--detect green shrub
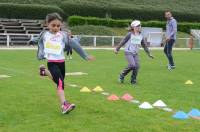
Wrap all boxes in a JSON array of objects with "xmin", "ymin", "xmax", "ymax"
[
  {"xmin": 59, "ymin": 2, "xmax": 107, "ymax": 18},
  {"xmin": 68, "ymin": 16, "xmax": 130, "ymax": 27},
  {"xmin": 0, "ymin": 3, "xmax": 64, "ymax": 19},
  {"xmin": 68, "ymin": 16, "xmax": 200, "ymax": 33},
  {"xmin": 60, "ymin": 1, "xmax": 200, "ymax": 22},
  {"xmin": 1, "ymin": 0, "xmax": 200, "ymax": 22},
  {"xmin": 70, "ymin": 25, "xmax": 114, "ymax": 35}
]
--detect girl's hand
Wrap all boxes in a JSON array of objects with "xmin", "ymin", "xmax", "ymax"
[
  {"xmin": 148, "ymin": 54, "xmax": 154, "ymax": 59},
  {"xmin": 87, "ymin": 56, "xmax": 95, "ymax": 61},
  {"xmin": 114, "ymin": 49, "xmax": 119, "ymax": 54},
  {"xmin": 165, "ymin": 37, "xmax": 170, "ymax": 42}
]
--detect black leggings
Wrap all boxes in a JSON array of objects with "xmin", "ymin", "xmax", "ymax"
[
  {"xmin": 67, "ymin": 49, "xmax": 72, "ymax": 56},
  {"xmin": 66, "ymin": 46, "xmax": 73, "ymax": 56},
  {"xmin": 47, "ymin": 62, "xmax": 65, "ymax": 90}
]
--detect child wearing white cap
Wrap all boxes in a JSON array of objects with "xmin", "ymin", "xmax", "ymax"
[{"xmin": 115, "ymin": 20, "xmax": 154, "ymax": 85}]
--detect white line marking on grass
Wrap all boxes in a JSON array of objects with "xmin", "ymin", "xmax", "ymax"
[
  {"xmin": 162, "ymin": 107, "xmax": 174, "ymax": 112},
  {"xmin": 130, "ymin": 100, "xmax": 140, "ymax": 104},
  {"xmin": 68, "ymin": 84, "xmax": 78, "ymax": 87},
  {"xmin": 65, "ymin": 83, "xmax": 81, "ymax": 88},
  {"xmin": 0, "ymin": 66, "xmax": 37, "ymax": 77},
  {"xmin": 0, "ymin": 75, "xmax": 11, "ymax": 78},
  {"xmin": 101, "ymin": 92, "xmax": 110, "ymax": 96},
  {"xmin": 65, "ymin": 72, "xmax": 88, "ymax": 76},
  {"xmin": 0, "ymin": 47, "xmax": 37, "ymax": 50},
  {"xmin": 0, "ymin": 66, "xmax": 26, "ymax": 75},
  {"xmin": 0, "ymin": 46, "xmax": 194, "ymax": 50}
]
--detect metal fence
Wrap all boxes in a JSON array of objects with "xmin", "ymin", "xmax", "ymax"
[{"xmin": 0, "ymin": 33, "xmax": 200, "ymax": 48}]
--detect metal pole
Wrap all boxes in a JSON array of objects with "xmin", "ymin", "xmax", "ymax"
[
  {"xmin": 93, "ymin": 36, "xmax": 96, "ymax": 47},
  {"xmin": 6, "ymin": 35, "xmax": 10, "ymax": 47},
  {"xmin": 112, "ymin": 36, "xmax": 115, "ymax": 47}
]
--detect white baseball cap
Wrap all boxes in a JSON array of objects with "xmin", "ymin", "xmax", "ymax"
[{"xmin": 131, "ymin": 20, "xmax": 141, "ymax": 27}]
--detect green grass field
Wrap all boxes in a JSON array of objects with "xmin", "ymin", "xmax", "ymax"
[{"xmin": 0, "ymin": 49, "xmax": 200, "ymax": 132}]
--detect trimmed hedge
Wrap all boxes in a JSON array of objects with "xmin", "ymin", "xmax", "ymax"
[
  {"xmin": 59, "ymin": 2, "xmax": 107, "ymax": 18},
  {"xmin": 0, "ymin": 3, "xmax": 64, "ymax": 19},
  {"xmin": 60, "ymin": 1, "xmax": 200, "ymax": 22},
  {"xmin": 68, "ymin": 16, "xmax": 130, "ymax": 27},
  {"xmin": 108, "ymin": 6, "xmax": 200, "ymax": 22},
  {"xmin": 1, "ymin": 1, "xmax": 200, "ymax": 23},
  {"xmin": 70, "ymin": 25, "xmax": 115, "ymax": 36},
  {"xmin": 0, "ymin": 1, "xmax": 200, "ymax": 22},
  {"xmin": 68, "ymin": 16, "xmax": 200, "ymax": 33}
]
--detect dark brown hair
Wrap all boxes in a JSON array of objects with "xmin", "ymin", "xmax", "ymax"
[
  {"xmin": 165, "ymin": 10, "xmax": 172, "ymax": 14},
  {"xmin": 45, "ymin": 12, "xmax": 63, "ymax": 24}
]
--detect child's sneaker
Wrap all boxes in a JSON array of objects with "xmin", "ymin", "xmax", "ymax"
[
  {"xmin": 167, "ymin": 64, "xmax": 175, "ymax": 70},
  {"xmin": 167, "ymin": 64, "xmax": 172, "ymax": 70},
  {"xmin": 61, "ymin": 102, "xmax": 76, "ymax": 114},
  {"xmin": 131, "ymin": 80, "xmax": 137, "ymax": 85},
  {"xmin": 39, "ymin": 65, "xmax": 47, "ymax": 76},
  {"xmin": 69, "ymin": 56, "xmax": 72, "ymax": 60},
  {"xmin": 171, "ymin": 65, "xmax": 176, "ymax": 69},
  {"xmin": 118, "ymin": 74, "xmax": 124, "ymax": 83}
]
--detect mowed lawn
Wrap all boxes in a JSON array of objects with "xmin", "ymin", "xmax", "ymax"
[{"xmin": 0, "ymin": 49, "xmax": 200, "ymax": 132}]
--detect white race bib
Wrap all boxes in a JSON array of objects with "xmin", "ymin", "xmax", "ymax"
[
  {"xmin": 130, "ymin": 35, "xmax": 142, "ymax": 45},
  {"xmin": 44, "ymin": 39, "xmax": 62, "ymax": 55}
]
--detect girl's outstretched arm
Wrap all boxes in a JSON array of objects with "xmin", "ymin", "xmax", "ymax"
[
  {"xmin": 68, "ymin": 38, "xmax": 95, "ymax": 61},
  {"xmin": 115, "ymin": 32, "xmax": 131, "ymax": 54},
  {"xmin": 141, "ymin": 39, "xmax": 154, "ymax": 59},
  {"xmin": 29, "ymin": 31, "xmax": 46, "ymax": 44},
  {"xmin": 29, "ymin": 31, "xmax": 46, "ymax": 60}
]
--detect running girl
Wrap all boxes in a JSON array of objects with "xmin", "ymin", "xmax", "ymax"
[
  {"xmin": 31, "ymin": 13, "xmax": 94, "ymax": 114},
  {"xmin": 115, "ymin": 20, "xmax": 154, "ymax": 85}
]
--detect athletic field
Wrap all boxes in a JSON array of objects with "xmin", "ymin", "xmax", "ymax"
[{"xmin": 0, "ymin": 49, "xmax": 200, "ymax": 132}]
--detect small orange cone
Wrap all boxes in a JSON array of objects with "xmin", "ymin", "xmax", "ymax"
[
  {"xmin": 121, "ymin": 93, "xmax": 134, "ymax": 101},
  {"xmin": 107, "ymin": 94, "xmax": 119, "ymax": 101}
]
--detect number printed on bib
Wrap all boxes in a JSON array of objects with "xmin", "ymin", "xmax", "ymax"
[
  {"xmin": 44, "ymin": 36, "xmax": 62, "ymax": 55},
  {"xmin": 130, "ymin": 35, "xmax": 143, "ymax": 45}
]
